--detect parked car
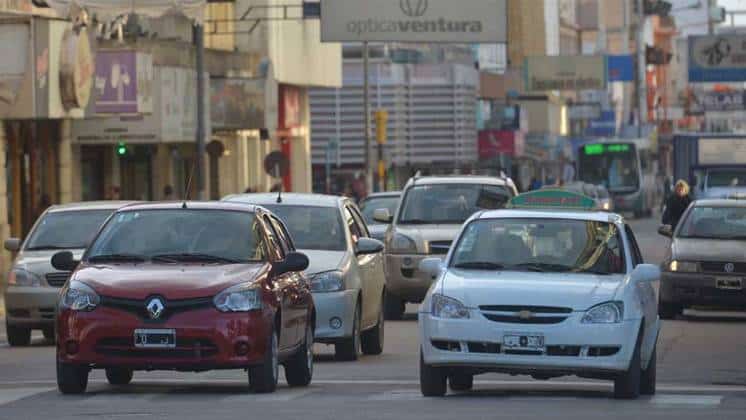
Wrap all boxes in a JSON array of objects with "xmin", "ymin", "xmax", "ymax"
[
  {"xmin": 359, "ymin": 192, "xmax": 401, "ymax": 242},
  {"xmin": 53, "ymin": 202, "xmax": 314, "ymax": 394},
  {"xmin": 3, "ymin": 201, "xmax": 137, "ymax": 346},
  {"xmin": 224, "ymin": 193, "xmax": 386, "ymax": 361}
]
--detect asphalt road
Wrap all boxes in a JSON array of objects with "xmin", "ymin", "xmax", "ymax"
[{"xmin": 1, "ymin": 216, "xmax": 746, "ymax": 420}]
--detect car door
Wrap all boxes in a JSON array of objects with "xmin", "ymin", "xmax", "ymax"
[
  {"xmin": 346, "ymin": 203, "xmax": 384, "ymax": 330},
  {"xmin": 625, "ymin": 225, "xmax": 657, "ymax": 354},
  {"xmin": 261, "ymin": 214, "xmax": 297, "ymax": 350}
]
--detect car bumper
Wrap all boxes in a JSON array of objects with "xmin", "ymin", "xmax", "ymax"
[
  {"xmin": 4, "ymin": 286, "xmax": 60, "ymax": 328},
  {"xmin": 57, "ymin": 306, "xmax": 273, "ymax": 370},
  {"xmin": 385, "ymin": 254, "xmax": 441, "ymax": 303},
  {"xmin": 313, "ymin": 289, "xmax": 357, "ymax": 343},
  {"xmin": 662, "ymin": 272, "xmax": 746, "ymax": 307},
  {"xmin": 419, "ymin": 312, "xmax": 639, "ymax": 376}
]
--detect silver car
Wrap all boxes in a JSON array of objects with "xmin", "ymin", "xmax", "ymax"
[
  {"xmin": 359, "ymin": 192, "xmax": 401, "ymax": 242},
  {"xmin": 3, "ymin": 201, "xmax": 136, "ymax": 346},
  {"xmin": 373, "ymin": 175, "xmax": 518, "ymax": 319},
  {"xmin": 223, "ymin": 193, "xmax": 386, "ymax": 361}
]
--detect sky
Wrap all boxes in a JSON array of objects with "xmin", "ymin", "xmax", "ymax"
[{"xmin": 718, "ymin": 0, "xmax": 746, "ymax": 27}]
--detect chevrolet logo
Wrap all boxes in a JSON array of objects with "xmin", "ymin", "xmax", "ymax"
[{"xmin": 517, "ymin": 310, "xmax": 533, "ymax": 320}]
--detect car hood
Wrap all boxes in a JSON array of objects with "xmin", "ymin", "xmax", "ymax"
[
  {"xmin": 74, "ymin": 263, "xmax": 269, "ymax": 300},
  {"xmin": 672, "ymin": 238, "xmax": 746, "ymax": 262},
  {"xmin": 301, "ymin": 250, "xmax": 348, "ymax": 276},
  {"xmin": 440, "ymin": 270, "xmax": 624, "ymax": 311},
  {"xmin": 14, "ymin": 249, "xmax": 85, "ymax": 273},
  {"xmin": 395, "ymin": 225, "xmax": 463, "ymax": 253}
]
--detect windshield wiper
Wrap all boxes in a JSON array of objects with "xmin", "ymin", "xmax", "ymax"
[
  {"xmin": 88, "ymin": 254, "xmax": 148, "ymax": 263},
  {"xmin": 453, "ymin": 261, "xmax": 505, "ymax": 270},
  {"xmin": 509, "ymin": 263, "xmax": 574, "ymax": 273},
  {"xmin": 398, "ymin": 219, "xmax": 431, "ymax": 225},
  {"xmin": 152, "ymin": 253, "xmax": 242, "ymax": 264},
  {"xmin": 25, "ymin": 245, "xmax": 71, "ymax": 251}
]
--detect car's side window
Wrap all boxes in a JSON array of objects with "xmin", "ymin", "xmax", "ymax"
[
  {"xmin": 348, "ymin": 204, "xmax": 370, "ymax": 237},
  {"xmin": 343, "ymin": 206, "xmax": 363, "ymax": 244},
  {"xmin": 261, "ymin": 215, "xmax": 285, "ymax": 261},
  {"xmin": 625, "ymin": 225, "xmax": 644, "ymax": 266},
  {"xmin": 271, "ymin": 216, "xmax": 295, "ymax": 253}
]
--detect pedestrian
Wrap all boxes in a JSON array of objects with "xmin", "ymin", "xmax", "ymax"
[
  {"xmin": 662, "ymin": 180, "xmax": 692, "ymax": 229},
  {"xmin": 562, "ymin": 159, "xmax": 576, "ymax": 184},
  {"xmin": 163, "ymin": 185, "xmax": 174, "ymax": 201}
]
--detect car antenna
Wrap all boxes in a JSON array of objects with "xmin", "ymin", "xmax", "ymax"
[
  {"xmin": 182, "ymin": 158, "xmax": 198, "ymax": 209},
  {"xmin": 276, "ymin": 184, "xmax": 283, "ymax": 204}
]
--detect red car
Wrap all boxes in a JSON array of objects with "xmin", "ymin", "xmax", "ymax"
[{"xmin": 52, "ymin": 202, "xmax": 314, "ymax": 394}]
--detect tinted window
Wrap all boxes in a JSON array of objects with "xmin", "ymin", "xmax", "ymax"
[
  {"xmin": 677, "ymin": 206, "xmax": 746, "ymax": 239},
  {"xmin": 26, "ymin": 210, "xmax": 113, "ymax": 251},
  {"xmin": 262, "ymin": 205, "xmax": 346, "ymax": 251},
  {"xmin": 707, "ymin": 169, "xmax": 746, "ymax": 188},
  {"xmin": 360, "ymin": 196, "xmax": 400, "ymax": 225},
  {"xmin": 398, "ymin": 184, "xmax": 511, "ymax": 225}
]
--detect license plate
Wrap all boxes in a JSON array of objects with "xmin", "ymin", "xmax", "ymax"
[
  {"xmin": 503, "ymin": 334, "xmax": 545, "ymax": 351},
  {"xmin": 716, "ymin": 277, "xmax": 743, "ymax": 290},
  {"xmin": 134, "ymin": 329, "xmax": 176, "ymax": 348}
]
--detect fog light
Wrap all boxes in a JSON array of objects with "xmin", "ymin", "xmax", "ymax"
[
  {"xmin": 65, "ymin": 340, "xmax": 79, "ymax": 355},
  {"xmin": 403, "ymin": 257, "xmax": 413, "ymax": 267},
  {"xmin": 234, "ymin": 342, "xmax": 250, "ymax": 356},
  {"xmin": 329, "ymin": 317, "xmax": 343, "ymax": 330}
]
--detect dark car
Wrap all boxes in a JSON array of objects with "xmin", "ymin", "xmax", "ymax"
[
  {"xmin": 53, "ymin": 202, "xmax": 314, "ymax": 394},
  {"xmin": 658, "ymin": 199, "xmax": 746, "ymax": 318}
]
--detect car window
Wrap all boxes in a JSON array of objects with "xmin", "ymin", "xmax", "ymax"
[
  {"xmin": 270, "ymin": 215, "xmax": 295, "ymax": 253},
  {"xmin": 677, "ymin": 206, "xmax": 746, "ymax": 239},
  {"xmin": 344, "ymin": 206, "xmax": 363, "ymax": 244},
  {"xmin": 262, "ymin": 215, "xmax": 286, "ymax": 260},
  {"xmin": 398, "ymin": 184, "xmax": 511, "ymax": 225},
  {"xmin": 262, "ymin": 205, "xmax": 346, "ymax": 251},
  {"xmin": 25, "ymin": 210, "xmax": 114, "ymax": 251},
  {"xmin": 348, "ymin": 204, "xmax": 370, "ymax": 237},
  {"xmin": 360, "ymin": 196, "xmax": 399, "ymax": 225},
  {"xmin": 625, "ymin": 225, "xmax": 644, "ymax": 267}
]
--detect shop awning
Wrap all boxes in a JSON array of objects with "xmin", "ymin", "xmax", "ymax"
[{"xmin": 43, "ymin": 0, "xmax": 207, "ymax": 22}]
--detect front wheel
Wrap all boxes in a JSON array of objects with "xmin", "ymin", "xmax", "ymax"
[
  {"xmin": 449, "ymin": 373, "xmax": 473, "ymax": 391},
  {"xmin": 659, "ymin": 301, "xmax": 683, "ymax": 320},
  {"xmin": 285, "ymin": 323, "xmax": 314, "ymax": 387},
  {"xmin": 6, "ymin": 323, "xmax": 31, "ymax": 347},
  {"xmin": 335, "ymin": 304, "xmax": 361, "ymax": 361},
  {"xmin": 57, "ymin": 360, "xmax": 89, "ymax": 394},
  {"xmin": 614, "ymin": 330, "xmax": 642, "ymax": 399},
  {"xmin": 361, "ymin": 294, "xmax": 385, "ymax": 355},
  {"xmin": 249, "ymin": 328, "xmax": 279, "ymax": 393},
  {"xmin": 640, "ymin": 344, "xmax": 657, "ymax": 395},
  {"xmin": 383, "ymin": 291, "xmax": 405, "ymax": 320},
  {"xmin": 419, "ymin": 351, "xmax": 447, "ymax": 397},
  {"xmin": 105, "ymin": 368, "xmax": 133, "ymax": 386},
  {"xmin": 43, "ymin": 327, "xmax": 55, "ymax": 343}
]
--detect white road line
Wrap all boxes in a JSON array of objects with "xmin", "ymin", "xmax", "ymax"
[
  {"xmin": 651, "ymin": 394, "xmax": 723, "ymax": 406},
  {"xmin": 0, "ymin": 388, "xmax": 54, "ymax": 407},
  {"xmin": 368, "ymin": 389, "xmax": 422, "ymax": 401}
]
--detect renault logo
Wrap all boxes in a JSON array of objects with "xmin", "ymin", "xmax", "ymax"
[
  {"xmin": 400, "ymin": 0, "xmax": 428, "ymax": 17},
  {"xmin": 146, "ymin": 298, "xmax": 165, "ymax": 320},
  {"xmin": 517, "ymin": 310, "xmax": 533, "ymax": 320},
  {"xmin": 725, "ymin": 263, "xmax": 735, "ymax": 273}
]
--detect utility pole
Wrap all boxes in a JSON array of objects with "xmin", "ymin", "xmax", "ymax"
[
  {"xmin": 636, "ymin": 0, "xmax": 647, "ymax": 138},
  {"xmin": 363, "ymin": 41, "xmax": 373, "ymax": 195},
  {"xmin": 195, "ymin": 23, "xmax": 207, "ymax": 200}
]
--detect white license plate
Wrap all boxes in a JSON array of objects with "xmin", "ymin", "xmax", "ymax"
[
  {"xmin": 503, "ymin": 334, "xmax": 545, "ymax": 351},
  {"xmin": 134, "ymin": 329, "xmax": 176, "ymax": 348},
  {"xmin": 716, "ymin": 277, "xmax": 743, "ymax": 290}
]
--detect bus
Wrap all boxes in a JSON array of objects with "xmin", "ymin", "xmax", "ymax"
[{"xmin": 576, "ymin": 140, "xmax": 657, "ymax": 218}]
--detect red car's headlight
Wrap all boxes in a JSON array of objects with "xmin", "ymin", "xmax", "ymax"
[
  {"xmin": 213, "ymin": 283, "xmax": 262, "ymax": 312},
  {"xmin": 60, "ymin": 281, "xmax": 100, "ymax": 312}
]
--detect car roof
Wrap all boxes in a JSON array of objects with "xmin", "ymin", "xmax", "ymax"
[
  {"xmin": 407, "ymin": 175, "xmax": 510, "ymax": 187},
  {"xmin": 223, "ymin": 193, "xmax": 345, "ymax": 208},
  {"xmin": 116, "ymin": 201, "xmax": 260, "ymax": 213},
  {"xmin": 694, "ymin": 199, "xmax": 746, "ymax": 207},
  {"xmin": 46, "ymin": 201, "xmax": 140, "ymax": 213},
  {"xmin": 477, "ymin": 209, "xmax": 624, "ymax": 224}
]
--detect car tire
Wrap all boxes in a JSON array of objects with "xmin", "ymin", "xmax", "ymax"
[
  {"xmin": 43, "ymin": 327, "xmax": 55, "ymax": 343},
  {"xmin": 6, "ymin": 323, "xmax": 31, "ymax": 347},
  {"xmin": 105, "ymin": 368, "xmax": 133, "ymax": 386},
  {"xmin": 285, "ymin": 323, "xmax": 314, "ymax": 387},
  {"xmin": 659, "ymin": 301, "xmax": 683, "ymax": 320},
  {"xmin": 419, "ymin": 351, "xmax": 446, "ymax": 397},
  {"xmin": 361, "ymin": 294, "xmax": 385, "ymax": 355},
  {"xmin": 449, "ymin": 373, "xmax": 473, "ymax": 392},
  {"xmin": 614, "ymin": 329, "xmax": 643, "ymax": 400},
  {"xmin": 640, "ymin": 344, "xmax": 657, "ymax": 395},
  {"xmin": 383, "ymin": 291, "xmax": 405, "ymax": 320},
  {"xmin": 335, "ymin": 304, "xmax": 361, "ymax": 361},
  {"xmin": 249, "ymin": 327, "xmax": 279, "ymax": 393},
  {"xmin": 57, "ymin": 360, "xmax": 89, "ymax": 395}
]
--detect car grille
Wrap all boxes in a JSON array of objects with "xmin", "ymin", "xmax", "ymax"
[
  {"xmin": 479, "ymin": 305, "xmax": 573, "ymax": 325},
  {"xmin": 95, "ymin": 337, "xmax": 219, "ymax": 359},
  {"xmin": 700, "ymin": 262, "xmax": 746, "ymax": 274},
  {"xmin": 428, "ymin": 241, "xmax": 452, "ymax": 255},
  {"xmin": 45, "ymin": 272, "xmax": 71, "ymax": 287},
  {"xmin": 99, "ymin": 296, "xmax": 213, "ymax": 322},
  {"xmin": 431, "ymin": 340, "xmax": 619, "ymax": 357}
]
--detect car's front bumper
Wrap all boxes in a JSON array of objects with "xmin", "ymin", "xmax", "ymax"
[
  {"xmin": 313, "ymin": 289, "xmax": 357, "ymax": 343},
  {"xmin": 385, "ymin": 254, "xmax": 441, "ymax": 303},
  {"xmin": 4, "ymin": 286, "xmax": 60, "ymax": 328},
  {"xmin": 57, "ymin": 306, "xmax": 273, "ymax": 370},
  {"xmin": 419, "ymin": 312, "xmax": 639, "ymax": 376},
  {"xmin": 662, "ymin": 272, "xmax": 746, "ymax": 307}
]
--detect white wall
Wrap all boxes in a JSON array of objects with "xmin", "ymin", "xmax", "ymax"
[{"xmin": 545, "ymin": 0, "xmax": 561, "ymax": 56}]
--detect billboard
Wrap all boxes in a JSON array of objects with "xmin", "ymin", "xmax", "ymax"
[
  {"xmin": 94, "ymin": 51, "xmax": 153, "ymax": 114},
  {"xmin": 688, "ymin": 90, "xmax": 746, "ymax": 115},
  {"xmin": 320, "ymin": 0, "xmax": 507, "ymax": 43},
  {"xmin": 524, "ymin": 56, "xmax": 606, "ymax": 91},
  {"xmin": 689, "ymin": 35, "xmax": 746, "ymax": 82}
]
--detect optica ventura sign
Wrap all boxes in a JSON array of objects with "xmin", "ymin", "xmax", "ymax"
[{"xmin": 320, "ymin": 0, "xmax": 507, "ymax": 43}]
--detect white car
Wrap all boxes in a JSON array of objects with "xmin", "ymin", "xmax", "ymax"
[{"xmin": 418, "ymin": 191, "xmax": 661, "ymax": 399}]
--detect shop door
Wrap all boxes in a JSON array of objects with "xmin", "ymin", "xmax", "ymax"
[
  {"xmin": 120, "ymin": 146, "xmax": 153, "ymax": 201},
  {"xmin": 81, "ymin": 146, "xmax": 109, "ymax": 201}
]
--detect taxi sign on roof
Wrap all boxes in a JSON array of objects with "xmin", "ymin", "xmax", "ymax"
[{"xmin": 509, "ymin": 190, "xmax": 597, "ymax": 211}]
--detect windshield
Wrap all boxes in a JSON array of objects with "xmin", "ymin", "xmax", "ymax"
[
  {"xmin": 87, "ymin": 209, "xmax": 266, "ymax": 263},
  {"xmin": 262, "ymin": 205, "xmax": 346, "ymax": 251},
  {"xmin": 578, "ymin": 144, "xmax": 640, "ymax": 191},
  {"xmin": 360, "ymin": 196, "xmax": 400, "ymax": 225},
  {"xmin": 677, "ymin": 206, "xmax": 746, "ymax": 239},
  {"xmin": 398, "ymin": 184, "xmax": 511, "ymax": 225},
  {"xmin": 450, "ymin": 218, "xmax": 625, "ymax": 274},
  {"xmin": 25, "ymin": 210, "xmax": 113, "ymax": 251},
  {"xmin": 707, "ymin": 169, "xmax": 746, "ymax": 188}
]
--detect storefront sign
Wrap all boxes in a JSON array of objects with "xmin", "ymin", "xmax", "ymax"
[
  {"xmin": 478, "ymin": 130, "xmax": 516, "ymax": 159},
  {"xmin": 320, "ymin": 0, "xmax": 507, "ymax": 43},
  {"xmin": 688, "ymin": 90, "xmax": 746, "ymax": 114},
  {"xmin": 94, "ymin": 50, "xmax": 153, "ymax": 114},
  {"xmin": 525, "ymin": 56, "xmax": 606, "ymax": 91},
  {"xmin": 59, "ymin": 27, "xmax": 94, "ymax": 110},
  {"xmin": 568, "ymin": 103, "xmax": 601, "ymax": 120},
  {"xmin": 210, "ymin": 77, "xmax": 266, "ymax": 130},
  {"xmin": 689, "ymin": 35, "xmax": 746, "ymax": 82},
  {"xmin": 585, "ymin": 110, "xmax": 616, "ymax": 137},
  {"xmin": 698, "ymin": 138, "xmax": 746, "ymax": 166}
]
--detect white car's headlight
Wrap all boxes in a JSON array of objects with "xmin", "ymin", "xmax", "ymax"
[
  {"xmin": 310, "ymin": 271, "xmax": 344, "ymax": 293},
  {"xmin": 431, "ymin": 294, "xmax": 470, "ymax": 319},
  {"xmin": 389, "ymin": 233, "xmax": 417, "ymax": 254},
  {"xmin": 581, "ymin": 302, "xmax": 624, "ymax": 324},
  {"xmin": 668, "ymin": 260, "xmax": 698, "ymax": 273},
  {"xmin": 60, "ymin": 281, "xmax": 100, "ymax": 312},
  {"xmin": 213, "ymin": 283, "xmax": 262, "ymax": 312},
  {"xmin": 7, "ymin": 268, "xmax": 42, "ymax": 287}
]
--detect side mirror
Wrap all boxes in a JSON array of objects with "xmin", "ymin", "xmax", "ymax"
[
  {"xmin": 51, "ymin": 251, "xmax": 79, "ymax": 272},
  {"xmin": 631, "ymin": 264, "xmax": 661, "ymax": 283},
  {"xmin": 657, "ymin": 225, "xmax": 673, "ymax": 238},
  {"xmin": 356, "ymin": 237, "xmax": 384, "ymax": 255},
  {"xmin": 4, "ymin": 238, "xmax": 21, "ymax": 252},
  {"xmin": 419, "ymin": 257, "xmax": 444, "ymax": 280},
  {"xmin": 274, "ymin": 251, "xmax": 310, "ymax": 276},
  {"xmin": 373, "ymin": 208, "xmax": 393, "ymax": 224}
]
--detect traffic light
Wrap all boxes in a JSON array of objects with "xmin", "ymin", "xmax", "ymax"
[
  {"xmin": 116, "ymin": 142, "xmax": 129, "ymax": 157},
  {"xmin": 646, "ymin": 46, "xmax": 673, "ymax": 65},
  {"xmin": 375, "ymin": 109, "xmax": 388, "ymax": 145}
]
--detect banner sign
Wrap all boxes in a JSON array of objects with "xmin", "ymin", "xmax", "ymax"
[
  {"xmin": 94, "ymin": 51, "xmax": 153, "ymax": 114},
  {"xmin": 689, "ymin": 35, "xmax": 746, "ymax": 82},
  {"xmin": 210, "ymin": 77, "xmax": 265, "ymax": 130},
  {"xmin": 607, "ymin": 55, "xmax": 634, "ymax": 82},
  {"xmin": 699, "ymin": 138, "xmax": 746, "ymax": 165},
  {"xmin": 568, "ymin": 103, "xmax": 601, "ymax": 120},
  {"xmin": 524, "ymin": 56, "xmax": 607, "ymax": 91},
  {"xmin": 688, "ymin": 90, "xmax": 746, "ymax": 114},
  {"xmin": 320, "ymin": 0, "xmax": 507, "ymax": 43}
]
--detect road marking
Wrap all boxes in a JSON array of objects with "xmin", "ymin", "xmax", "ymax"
[
  {"xmin": 0, "ymin": 387, "xmax": 53, "ymax": 407},
  {"xmin": 651, "ymin": 394, "xmax": 723, "ymax": 406},
  {"xmin": 368, "ymin": 389, "xmax": 422, "ymax": 401}
]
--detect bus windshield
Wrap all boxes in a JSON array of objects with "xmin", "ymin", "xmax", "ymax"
[{"xmin": 578, "ymin": 143, "xmax": 640, "ymax": 192}]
